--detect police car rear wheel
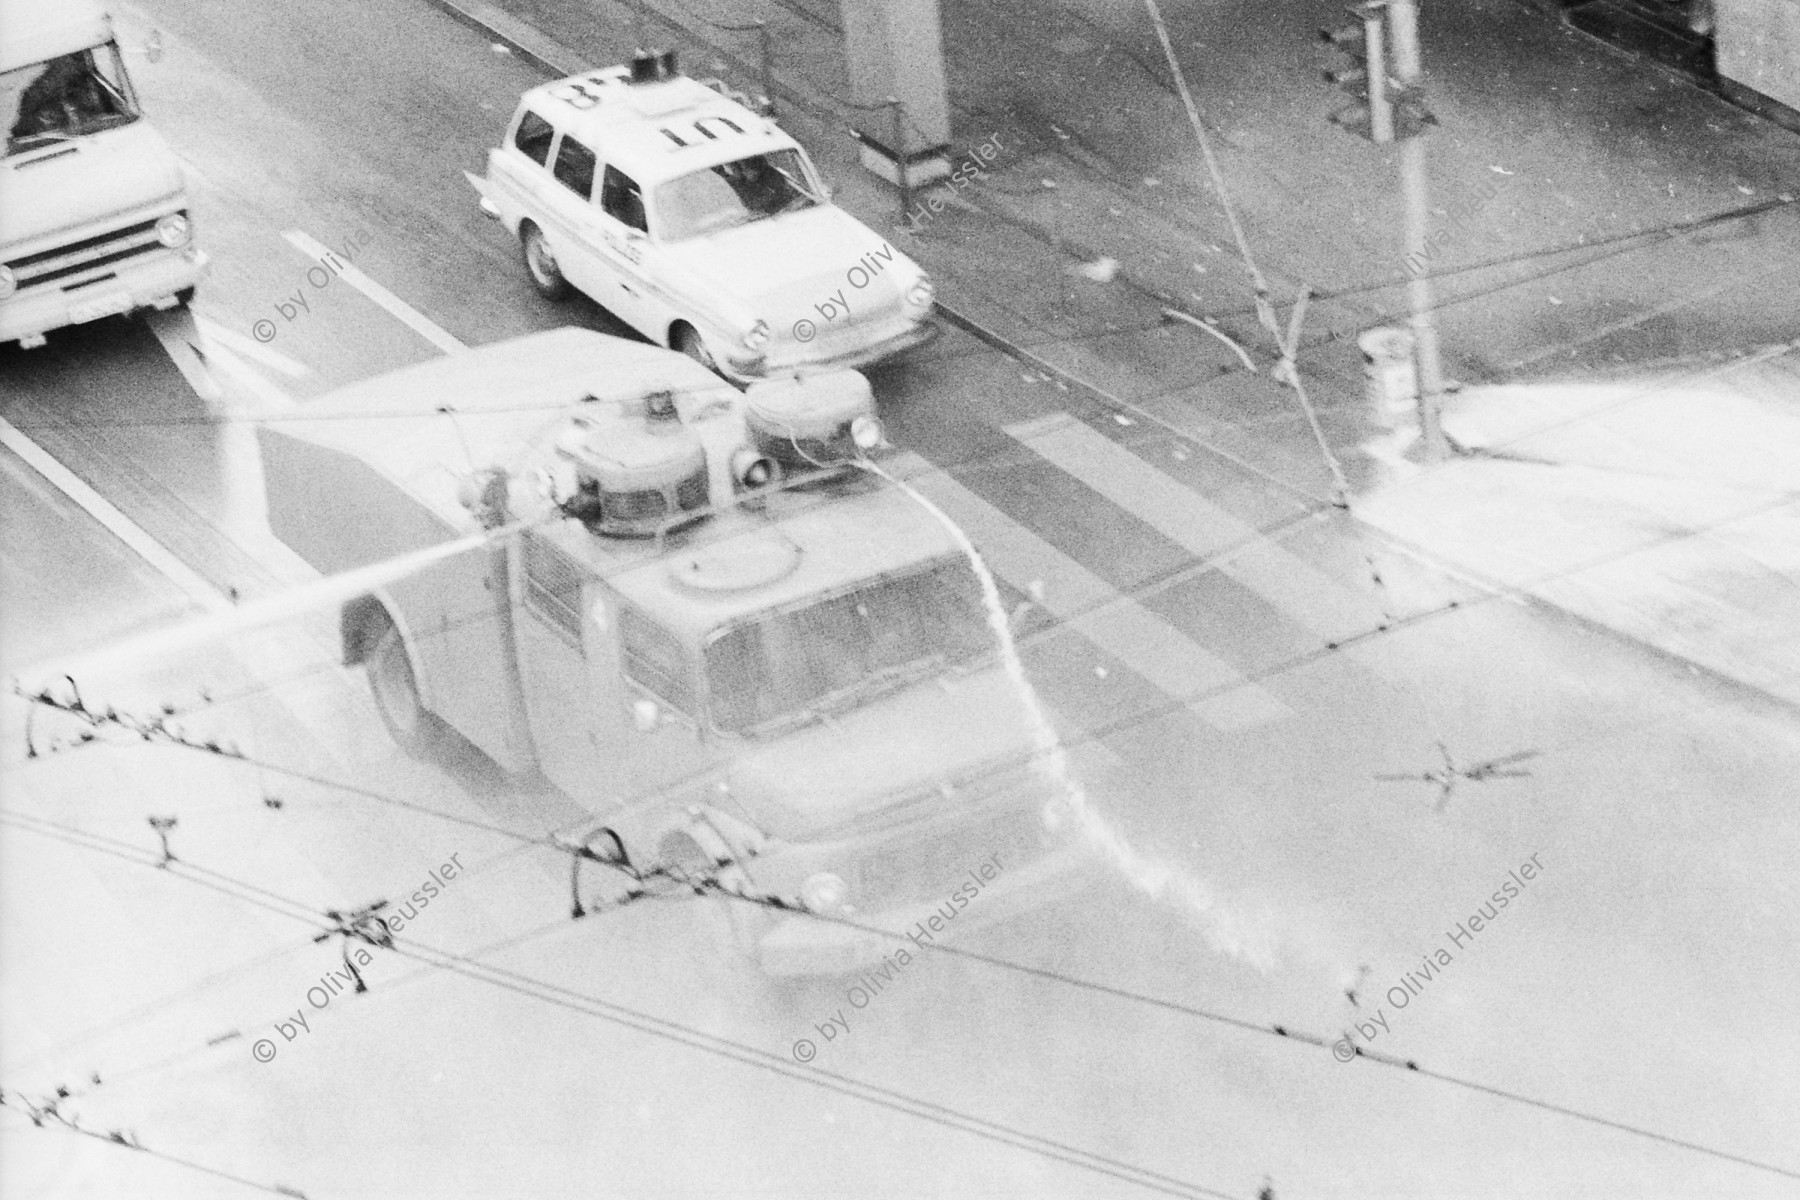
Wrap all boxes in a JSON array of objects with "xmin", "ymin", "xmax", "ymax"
[
  {"xmin": 672, "ymin": 323, "xmax": 719, "ymax": 373},
  {"xmin": 520, "ymin": 222, "xmax": 571, "ymax": 300}
]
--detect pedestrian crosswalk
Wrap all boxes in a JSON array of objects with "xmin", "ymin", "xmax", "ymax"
[
  {"xmin": 1003, "ymin": 413, "xmax": 1399, "ymax": 652},
  {"xmin": 889, "ymin": 450, "xmax": 1295, "ymax": 730},
  {"xmin": 888, "ymin": 406, "xmax": 1406, "ymax": 732}
]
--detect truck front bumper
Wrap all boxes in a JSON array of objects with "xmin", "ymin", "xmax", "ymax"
[
  {"xmin": 755, "ymin": 839, "xmax": 1098, "ymax": 978},
  {"xmin": 1, "ymin": 248, "xmax": 208, "ymax": 346}
]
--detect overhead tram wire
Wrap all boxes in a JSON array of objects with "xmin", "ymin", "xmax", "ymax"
[
  {"xmin": 9, "ymin": 762, "xmax": 1800, "ymax": 1186},
  {"xmin": 883, "ymin": 191, "xmax": 1800, "ymax": 380},
  {"xmin": 693, "ymin": 884, "xmax": 1800, "ymax": 1183},
  {"xmin": 16, "ymin": 397, "xmax": 1792, "ymax": 887},
  {"xmin": 8, "ymin": 184, "xmax": 1785, "ymax": 483},
  {"xmin": 0, "ymin": 812, "xmax": 1241, "ymax": 1200},
  {"xmin": 15, "ymin": 442, "xmax": 1792, "ymax": 983},
  {"xmin": 0, "ymin": 1090, "xmax": 304, "ymax": 1199},
  {"xmin": 11, "ymin": 379, "xmax": 1792, "ymax": 1166}
]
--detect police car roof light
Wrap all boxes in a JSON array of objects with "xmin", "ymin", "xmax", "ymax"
[{"xmin": 630, "ymin": 49, "xmax": 679, "ymax": 85}]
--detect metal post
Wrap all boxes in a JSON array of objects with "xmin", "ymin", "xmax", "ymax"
[
  {"xmin": 889, "ymin": 97, "xmax": 911, "ymax": 221},
  {"xmin": 757, "ymin": 21, "xmax": 775, "ymax": 117},
  {"xmin": 630, "ymin": 0, "xmax": 648, "ymax": 51},
  {"xmin": 1387, "ymin": 0, "xmax": 1448, "ymax": 460},
  {"xmin": 1362, "ymin": 7, "xmax": 1394, "ymax": 144},
  {"xmin": 568, "ymin": 851, "xmax": 587, "ymax": 919}
]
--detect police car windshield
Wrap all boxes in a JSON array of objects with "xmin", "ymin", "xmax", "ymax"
[
  {"xmin": 3, "ymin": 47, "xmax": 141, "ymax": 157},
  {"xmin": 705, "ymin": 557, "xmax": 993, "ymax": 734},
  {"xmin": 654, "ymin": 149, "xmax": 821, "ymax": 241}
]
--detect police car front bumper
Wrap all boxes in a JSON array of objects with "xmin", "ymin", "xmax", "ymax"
[
  {"xmin": 754, "ymin": 838, "xmax": 1096, "ymax": 979},
  {"xmin": 730, "ymin": 318, "xmax": 939, "ymax": 381}
]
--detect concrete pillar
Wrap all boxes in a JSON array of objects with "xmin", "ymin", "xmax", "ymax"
[{"xmin": 841, "ymin": 0, "xmax": 953, "ymax": 188}]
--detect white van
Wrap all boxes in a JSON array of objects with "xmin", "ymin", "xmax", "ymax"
[
  {"xmin": 469, "ymin": 51, "xmax": 935, "ymax": 380},
  {"xmin": 0, "ymin": 0, "xmax": 206, "ymax": 349}
]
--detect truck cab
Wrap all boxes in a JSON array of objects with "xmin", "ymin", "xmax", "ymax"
[
  {"xmin": 260, "ymin": 329, "xmax": 1085, "ymax": 976},
  {"xmin": 0, "ymin": 0, "xmax": 206, "ymax": 349}
]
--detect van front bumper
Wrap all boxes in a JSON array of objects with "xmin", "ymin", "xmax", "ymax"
[
  {"xmin": 755, "ymin": 839, "xmax": 1097, "ymax": 978},
  {"xmin": 1, "ymin": 248, "xmax": 208, "ymax": 346}
]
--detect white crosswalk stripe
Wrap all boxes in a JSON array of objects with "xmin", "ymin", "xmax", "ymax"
[
  {"xmin": 887, "ymin": 451, "xmax": 1293, "ymax": 730},
  {"xmin": 1005, "ymin": 412, "xmax": 1393, "ymax": 649}
]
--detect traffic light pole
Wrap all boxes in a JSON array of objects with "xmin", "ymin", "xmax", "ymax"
[{"xmin": 1387, "ymin": 0, "xmax": 1450, "ymax": 460}]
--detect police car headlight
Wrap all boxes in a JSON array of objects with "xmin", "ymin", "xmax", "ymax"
[
  {"xmin": 800, "ymin": 871, "xmax": 848, "ymax": 913},
  {"xmin": 0, "ymin": 265, "xmax": 15, "ymax": 300},
  {"xmin": 849, "ymin": 414, "xmax": 883, "ymax": 451},
  {"xmin": 741, "ymin": 320, "xmax": 770, "ymax": 352},
  {"xmin": 904, "ymin": 275, "xmax": 934, "ymax": 312},
  {"xmin": 155, "ymin": 212, "xmax": 191, "ymax": 249}
]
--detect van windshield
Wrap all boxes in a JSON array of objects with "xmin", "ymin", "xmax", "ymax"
[
  {"xmin": 653, "ymin": 149, "xmax": 822, "ymax": 241},
  {"xmin": 705, "ymin": 557, "xmax": 994, "ymax": 734},
  {"xmin": 3, "ymin": 46, "xmax": 141, "ymax": 156}
]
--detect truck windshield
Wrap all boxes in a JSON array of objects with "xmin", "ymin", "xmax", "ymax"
[
  {"xmin": 706, "ymin": 557, "xmax": 994, "ymax": 734},
  {"xmin": 653, "ymin": 148, "xmax": 822, "ymax": 241},
  {"xmin": 3, "ymin": 46, "xmax": 141, "ymax": 156}
]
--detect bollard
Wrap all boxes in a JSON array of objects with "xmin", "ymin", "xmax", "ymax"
[
  {"xmin": 889, "ymin": 97, "xmax": 910, "ymax": 222},
  {"xmin": 1358, "ymin": 327, "xmax": 1418, "ymax": 434}
]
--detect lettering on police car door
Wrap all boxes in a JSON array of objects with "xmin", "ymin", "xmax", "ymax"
[{"xmin": 603, "ymin": 230, "xmax": 642, "ymax": 265}]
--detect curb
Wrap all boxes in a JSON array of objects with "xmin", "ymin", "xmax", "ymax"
[
  {"xmin": 420, "ymin": 0, "xmax": 586, "ymax": 77},
  {"xmin": 1351, "ymin": 494, "xmax": 1800, "ymax": 717}
]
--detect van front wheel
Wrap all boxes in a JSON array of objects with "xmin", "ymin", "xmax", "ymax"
[{"xmin": 520, "ymin": 222, "xmax": 571, "ymax": 300}]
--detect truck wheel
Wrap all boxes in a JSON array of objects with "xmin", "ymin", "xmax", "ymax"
[
  {"xmin": 519, "ymin": 222, "xmax": 571, "ymax": 300},
  {"xmin": 367, "ymin": 619, "xmax": 437, "ymax": 755},
  {"xmin": 672, "ymin": 323, "xmax": 720, "ymax": 374}
]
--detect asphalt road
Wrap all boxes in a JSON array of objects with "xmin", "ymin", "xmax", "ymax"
[{"xmin": 2, "ymin": 1, "xmax": 1797, "ymax": 1197}]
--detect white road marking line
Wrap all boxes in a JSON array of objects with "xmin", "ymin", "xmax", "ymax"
[
  {"xmin": 888, "ymin": 452, "xmax": 1291, "ymax": 730},
  {"xmin": 193, "ymin": 314, "xmax": 312, "ymax": 377},
  {"xmin": 282, "ymin": 230, "xmax": 467, "ymax": 355},
  {"xmin": 205, "ymin": 341, "xmax": 299, "ymax": 412},
  {"xmin": 1006, "ymin": 413, "xmax": 1390, "ymax": 646},
  {"xmin": 0, "ymin": 415, "xmax": 231, "ymax": 614},
  {"xmin": 145, "ymin": 307, "xmax": 223, "ymax": 402}
]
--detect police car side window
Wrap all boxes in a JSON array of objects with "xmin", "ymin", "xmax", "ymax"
[
  {"xmin": 513, "ymin": 110, "xmax": 554, "ymax": 166},
  {"xmin": 552, "ymin": 134, "xmax": 598, "ymax": 199},
  {"xmin": 600, "ymin": 165, "xmax": 647, "ymax": 233}
]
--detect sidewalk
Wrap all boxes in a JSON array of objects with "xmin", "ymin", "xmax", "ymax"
[
  {"xmin": 438, "ymin": 0, "xmax": 1800, "ymax": 705},
  {"xmin": 1355, "ymin": 345, "xmax": 1800, "ymax": 708}
]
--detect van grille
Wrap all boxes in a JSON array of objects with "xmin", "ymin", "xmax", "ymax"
[{"xmin": 5, "ymin": 217, "xmax": 170, "ymax": 292}]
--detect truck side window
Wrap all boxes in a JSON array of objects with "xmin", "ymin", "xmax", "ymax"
[
  {"xmin": 619, "ymin": 605, "xmax": 695, "ymax": 714},
  {"xmin": 513, "ymin": 109, "xmax": 554, "ymax": 165},
  {"xmin": 523, "ymin": 532, "xmax": 584, "ymax": 643},
  {"xmin": 552, "ymin": 133, "xmax": 597, "ymax": 199},
  {"xmin": 600, "ymin": 165, "xmax": 647, "ymax": 233}
]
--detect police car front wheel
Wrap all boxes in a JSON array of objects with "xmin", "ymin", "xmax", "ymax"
[
  {"xmin": 519, "ymin": 222, "xmax": 571, "ymax": 301},
  {"xmin": 672, "ymin": 323, "xmax": 720, "ymax": 373}
]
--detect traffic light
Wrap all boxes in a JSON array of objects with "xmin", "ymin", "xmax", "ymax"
[
  {"xmin": 1390, "ymin": 82, "xmax": 1440, "ymax": 140},
  {"xmin": 1321, "ymin": 1, "xmax": 1437, "ymax": 143},
  {"xmin": 1321, "ymin": 3, "xmax": 1395, "ymax": 143}
]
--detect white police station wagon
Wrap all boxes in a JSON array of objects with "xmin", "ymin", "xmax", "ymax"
[{"xmin": 469, "ymin": 51, "xmax": 935, "ymax": 380}]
